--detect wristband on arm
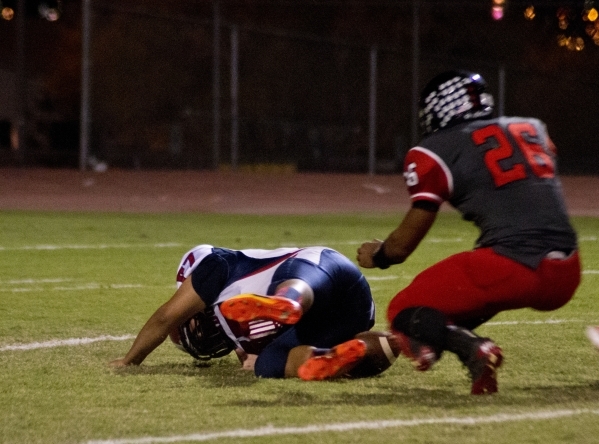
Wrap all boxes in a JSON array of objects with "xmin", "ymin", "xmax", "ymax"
[{"xmin": 372, "ymin": 243, "xmax": 393, "ymax": 269}]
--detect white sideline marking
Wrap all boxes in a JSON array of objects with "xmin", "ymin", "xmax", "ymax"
[
  {"xmin": 0, "ymin": 283, "xmax": 172, "ymax": 293},
  {"xmin": 2, "ymin": 268, "xmax": 594, "ymax": 292},
  {"xmin": 0, "ymin": 335, "xmax": 135, "ymax": 352},
  {"xmin": 0, "ymin": 235, "xmax": 595, "ymax": 253},
  {"xmin": 0, "ymin": 278, "xmax": 73, "ymax": 284},
  {"xmin": 52, "ymin": 284, "xmax": 145, "ymax": 291},
  {"xmin": 0, "ymin": 319, "xmax": 588, "ymax": 353},
  {"xmin": 279, "ymin": 237, "xmax": 467, "ymax": 248},
  {"xmin": 486, "ymin": 319, "xmax": 583, "ymax": 326},
  {"xmin": 84, "ymin": 409, "xmax": 599, "ymax": 444},
  {"xmin": 0, "ymin": 242, "xmax": 182, "ymax": 252},
  {"xmin": 426, "ymin": 237, "xmax": 464, "ymax": 243},
  {"xmin": 365, "ymin": 275, "xmax": 399, "ymax": 281}
]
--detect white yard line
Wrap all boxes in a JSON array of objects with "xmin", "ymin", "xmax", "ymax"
[
  {"xmin": 0, "ymin": 283, "xmax": 171, "ymax": 293},
  {"xmin": 2, "ymin": 268, "xmax": 595, "ymax": 293},
  {"xmin": 0, "ymin": 335, "xmax": 135, "ymax": 351},
  {"xmin": 486, "ymin": 319, "xmax": 584, "ymax": 326},
  {"xmin": 84, "ymin": 409, "xmax": 599, "ymax": 444},
  {"xmin": 0, "ymin": 319, "xmax": 589, "ymax": 353},
  {"xmin": 0, "ymin": 234, "xmax": 596, "ymax": 253},
  {"xmin": 277, "ymin": 237, "xmax": 468, "ymax": 249},
  {"xmin": 365, "ymin": 275, "xmax": 399, "ymax": 281},
  {"xmin": 0, "ymin": 278, "xmax": 73, "ymax": 284},
  {"xmin": 0, "ymin": 242, "xmax": 183, "ymax": 252}
]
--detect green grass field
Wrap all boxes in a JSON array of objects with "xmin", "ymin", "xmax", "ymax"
[{"xmin": 1, "ymin": 210, "xmax": 598, "ymax": 444}]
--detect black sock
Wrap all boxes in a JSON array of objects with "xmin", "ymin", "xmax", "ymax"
[
  {"xmin": 391, "ymin": 307, "xmax": 448, "ymax": 355},
  {"xmin": 445, "ymin": 325, "xmax": 483, "ymax": 365}
]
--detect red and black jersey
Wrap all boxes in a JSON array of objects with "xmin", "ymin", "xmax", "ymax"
[{"xmin": 403, "ymin": 116, "xmax": 577, "ymax": 268}]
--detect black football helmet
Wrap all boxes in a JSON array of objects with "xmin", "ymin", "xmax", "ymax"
[
  {"xmin": 418, "ymin": 70, "xmax": 494, "ymax": 137},
  {"xmin": 178, "ymin": 307, "xmax": 235, "ymax": 361}
]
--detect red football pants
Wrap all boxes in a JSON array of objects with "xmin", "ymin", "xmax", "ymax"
[{"xmin": 386, "ymin": 248, "xmax": 581, "ymax": 326}]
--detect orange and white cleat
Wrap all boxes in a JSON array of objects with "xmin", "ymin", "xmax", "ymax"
[
  {"xmin": 220, "ymin": 294, "xmax": 302, "ymax": 325},
  {"xmin": 298, "ymin": 339, "xmax": 367, "ymax": 381}
]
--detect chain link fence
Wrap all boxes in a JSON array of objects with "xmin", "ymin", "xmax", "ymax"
[{"xmin": 2, "ymin": 1, "xmax": 598, "ymax": 174}]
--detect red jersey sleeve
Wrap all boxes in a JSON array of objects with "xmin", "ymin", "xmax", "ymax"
[{"xmin": 403, "ymin": 147, "xmax": 452, "ymax": 204}]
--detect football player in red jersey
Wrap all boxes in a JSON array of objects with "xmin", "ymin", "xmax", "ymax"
[
  {"xmin": 110, "ymin": 245, "xmax": 400, "ymax": 380},
  {"xmin": 357, "ymin": 70, "xmax": 581, "ymax": 394}
]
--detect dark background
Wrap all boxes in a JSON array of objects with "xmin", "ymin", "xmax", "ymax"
[{"xmin": 0, "ymin": 0, "xmax": 598, "ymax": 174}]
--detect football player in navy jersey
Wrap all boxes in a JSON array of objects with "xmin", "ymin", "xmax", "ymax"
[
  {"xmin": 357, "ymin": 70, "xmax": 581, "ymax": 394},
  {"xmin": 110, "ymin": 245, "xmax": 400, "ymax": 381}
]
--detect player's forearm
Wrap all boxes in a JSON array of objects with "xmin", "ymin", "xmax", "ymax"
[
  {"xmin": 380, "ymin": 207, "xmax": 438, "ymax": 265},
  {"xmin": 382, "ymin": 230, "xmax": 420, "ymax": 264},
  {"xmin": 121, "ymin": 308, "xmax": 172, "ymax": 365}
]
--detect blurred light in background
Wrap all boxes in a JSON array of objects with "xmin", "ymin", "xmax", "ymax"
[
  {"xmin": 2, "ymin": 6, "xmax": 14, "ymax": 20},
  {"xmin": 524, "ymin": 5, "xmax": 535, "ymax": 20},
  {"xmin": 583, "ymin": 2, "xmax": 599, "ymax": 46},
  {"xmin": 38, "ymin": 1, "xmax": 61, "ymax": 21},
  {"xmin": 0, "ymin": 0, "xmax": 61, "ymax": 21},
  {"xmin": 573, "ymin": 36, "xmax": 585, "ymax": 50},
  {"xmin": 1, "ymin": 0, "xmax": 13, "ymax": 21},
  {"xmin": 553, "ymin": 2, "xmax": 599, "ymax": 50},
  {"xmin": 492, "ymin": 0, "xmax": 505, "ymax": 20},
  {"xmin": 557, "ymin": 34, "xmax": 568, "ymax": 47},
  {"xmin": 586, "ymin": 20, "xmax": 599, "ymax": 45},
  {"xmin": 558, "ymin": 34, "xmax": 585, "ymax": 51},
  {"xmin": 585, "ymin": 7, "xmax": 598, "ymax": 21},
  {"xmin": 557, "ymin": 7, "xmax": 570, "ymax": 30}
]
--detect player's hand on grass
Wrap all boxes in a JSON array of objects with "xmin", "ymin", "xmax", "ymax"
[
  {"xmin": 235, "ymin": 348, "xmax": 258, "ymax": 371},
  {"xmin": 108, "ymin": 358, "xmax": 130, "ymax": 368},
  {"xmin": 241, "ymin": 354, "xmax": 258, "ymax": 371}
]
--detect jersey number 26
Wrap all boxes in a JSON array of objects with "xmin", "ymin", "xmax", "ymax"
[{"xmin": 471, "ymin": 123, "xmax": 555, "ymax": 188}]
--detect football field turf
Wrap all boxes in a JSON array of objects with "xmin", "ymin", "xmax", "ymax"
[{"xmin": 1, "ymin": 210, "xmax": 598, "ymax": 443}]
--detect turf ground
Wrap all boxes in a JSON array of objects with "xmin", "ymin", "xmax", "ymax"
[{"xmin": 1, "ymin": 170, "xmax": 599, "ymax": 444}]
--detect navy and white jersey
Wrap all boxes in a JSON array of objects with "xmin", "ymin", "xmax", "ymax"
[
  {"xmin": 175, "ymin": 245, "xmax": 375, "ymax": 355},
  {"xmin": 403, "ymin": 116, "xmax": 577, "ymax": 268}
]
